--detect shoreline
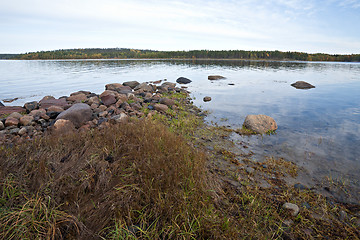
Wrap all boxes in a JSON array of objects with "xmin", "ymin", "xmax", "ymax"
[{"xmin": 0, "ymin": 80, "xmax": 359, "ymax": 238}]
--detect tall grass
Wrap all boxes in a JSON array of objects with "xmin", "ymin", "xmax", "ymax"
[{"xmin": 0, "ymin": 119, "xmax": 230, "ymax": 239}]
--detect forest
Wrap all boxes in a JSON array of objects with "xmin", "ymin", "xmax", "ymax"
[{"xmin": 4, "ymin": 48, "xmax": 360, "ymax": 62}]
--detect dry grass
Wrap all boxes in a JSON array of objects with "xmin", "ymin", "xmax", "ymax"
[{"xmin": 0, "ymin": 119, "xmax": 232, "ymax": 239}]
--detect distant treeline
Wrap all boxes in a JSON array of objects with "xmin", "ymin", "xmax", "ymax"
[{"xmin": 8, "ymin": 48, "xmax": 360, "ymax": 62}]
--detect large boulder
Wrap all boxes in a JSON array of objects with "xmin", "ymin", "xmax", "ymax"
[
  {"xmin": 291, "ymin": 81, "xmax": 315, "ymax": 89},
  {"xmin": 176, "ymin": 77, "xmax": 192, "ymax": 84},
  {"xmin": 208, "ymin": 75, "xmax": 226, "ymax": 80},
  {"xmin": 243, "ymin": 114, "xmax": 277, "ymax": 134},
  {"xmin": 55, "ymin": 103, "xmax": 93, "ymax": 128},
  {"xmin": 123, "ymin": 81, "xmax": 140, "ymax": 89}
]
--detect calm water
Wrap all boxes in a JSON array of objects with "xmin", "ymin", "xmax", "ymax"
[{"xmin": 1, "ymin": 59, "xmax": 360, "ymax": 189}]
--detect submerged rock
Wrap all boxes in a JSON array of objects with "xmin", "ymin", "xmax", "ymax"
[
  {"xmin": 208, "ymin": 75, "xmax": 226, "ymax": 80},
  {"xmin": 56, "ymin": 103, "xmax": 93, "ymax": 128},
  {"xmin": 291, "ymin": 81, "xmax": 315, "ymax": 89},
  {"xmin": 243, "ymin": 114, "xmax": 277, "ymax": 134},
  {"xmin": 176, "ymin": 77, "xmax": 192, "ymax": 84}
]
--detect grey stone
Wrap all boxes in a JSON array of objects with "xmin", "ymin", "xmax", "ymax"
[
  {"xmin": 0, "ymin": 121, "xmax": 4, "ymax": 130},
  {"xmin": 243, "ymin": 114, "xmax": 277, "ymax": 134},
  {"xmin": 246, "ymin": 167, "xmax": 255, "ymax": 174},
  {"xmin": 9, "ymin": 128, "xmax": 20, "ymax": 135},
  {"xmin": 282, "ymin": 203, "xmax": 300, "ymax": 217},
  {"xmin": 18, "ymin": 127, "xmax": 27, "ymax": 135},
  {"xmin": 176, "ymin": 77, "xmax": 192, "ymax": 84},
  {"xmin": 291, "ymin": 81, "xmax": 315, "ymax": 89},
  {"xmin": 56, "ymin": 103, "xmax": 93, "ymax": 128}
]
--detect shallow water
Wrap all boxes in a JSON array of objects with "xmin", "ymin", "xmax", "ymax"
[{"xmin": 1, "ymin": 59, "xmax": 360, "ymax": 191}]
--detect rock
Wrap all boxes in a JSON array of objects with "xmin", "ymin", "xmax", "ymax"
[
  {"xmin": 40, "ymin": 95, "xmax": 55, "ymax": 101},
  {"xmin": 47, "ymin": 106, "xmax": 64, "ymax": 112},
  {"xmin": 19, "ymin": 115, "xmax": 34, "ymax": 126},
  {"xmin": 18, "ymin": 127, "xmax": 27, "ymax": 136},
  {"xmin": 208, "ymin": 75, "xmax": 226, "ymax": 80},
  {"xmin": 24, "ymin": 101, "xmax": 39, "ymax": 113},
  {"xmin": 8, "ymin": 112, "xmax": 23, "ymax": 120},
  {"xmin": 176, "ymin": 77, "xmax": 192, "ymax": 84},
  {"xmin": 70, "ymin": 90, "xmax": 91, "ymax": 96},
  {"xmin": 161, "ymin": 82, "xmax": 176, "ymax": 88},
  {"xmin": 67, "ymin": 93, "xmax": 87, "ymax": 103},
  {"xmin": 123, "ymin": 81, "xmax": 140, "ymax": 89},
  {"xmin": 39, "ymin": 98, "xmax": 69, "ymax": 109},
  {"xmin": 246, "ymin": 167, "xmax": 255, "ymax": 174},
  {"xmin": 99, "ymin": 105, "xmax": 107, "ymax": 112},
  {"xmin": 294, "ymin": 183, "xmax": 308, "ymax": 190},
  {"xmin": 0, "ymin": 101, "xmax": 3, "ymax": 107},
  {"xmin": 282, "ymin": 203, "xmax": 300, "ymax": 217},
  {"xmin": 101, "ymin": 94, "xmax": 117, "ymax": 106},
  {"xmin": 110, "ymin": 113, "xmax": 129, "ymax": 123},
  {"xmin": 53, "ymin": 119, "xmax": 76, "ymax": 134},
  {"xmin": 99, "ymin": 111, "xmax": 108, "ymax": 118},
  {"xmin": 100, "ymin": 90, "xmax": 118, "ymax": 99},
  {"xmin": 105, "ymin": 83, "xmax": 124, "ymax": 91},
  {"xmin": 154, "ymin": 104, "xmax": 168, "ymax": 113},
  {"xmin": 134, "ymin": 82, "xmax": 153, "ymax": 92},
  {"xmin": 55, "ymin": 103, "xmax": 93, "ymax": 128},
  {"xmin": 339, "ymin": 210, "xmax": 347, "ymax": 221},
  {"xmin": 243, "ymin": 114, "xmax": 277, "ymax": 134},
  {"xmin": 88, "ymin": 96, "xmax": 100, "ymax": 105},
  {"xmin": 5, "ymin": 117, "xmax": 19, "ymax": 127},
  {"xmin": 46, "ymin": 111, "xmax": 61, "ymax": 119},
  {"xmin": 291, "ymin": 81, "xmax": 315, "ymax": 89},
  {"xmin": 9, "ymin": 128, "xmax": 20, "ymax": 135},
  {"xmin": 29, "ymin": 109, "xmax": 46, "ymax": 118},
  {"xmin": 159, "ymin": 98, "xmax": 175, "ymax": 106},
  {"xmin": 2, "ymin": 97, "xmax": 19, "ymax": 103},
  {"xmin": 203, "ymin": 96, "xmax": 212, "ymax": 102},
  {"xmin": 0, "ymin": 121, "xmax": 4, "ymax": 130}
]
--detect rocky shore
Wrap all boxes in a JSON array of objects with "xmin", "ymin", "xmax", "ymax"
[
  {"xmin": 0, "ymin": 80, "xmax": 194, "ymax": 145},
  {"xmin": 0, "ymin": 79, "xmax": 359, "ymax": 238}
]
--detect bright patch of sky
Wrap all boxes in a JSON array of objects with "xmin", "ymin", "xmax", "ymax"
[{"xmin": 0, "ymin": 0, "xmax": 359, "ymax": 54}]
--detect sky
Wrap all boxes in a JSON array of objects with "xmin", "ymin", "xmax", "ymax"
[{"xmin": 0, "ymin": 0, "xmax": 359, "ymax": 54}]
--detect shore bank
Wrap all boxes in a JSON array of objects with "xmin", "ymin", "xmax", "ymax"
[{"xmin": 0, "ymin": 80, "xmax": 359, "ymax": 239}]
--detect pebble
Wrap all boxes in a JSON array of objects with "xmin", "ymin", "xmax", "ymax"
[
  {"xmin": 282, "ymin": 203, "xmax": 300, "ymax": 217},
  {"xmin": 246, "ymin": 167, "xmax": 255, "ymax": 174}
]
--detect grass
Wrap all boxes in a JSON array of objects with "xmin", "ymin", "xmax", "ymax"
[{"xmin": 0, "ymin": 92, "xmax": 359, "ymax": 239}]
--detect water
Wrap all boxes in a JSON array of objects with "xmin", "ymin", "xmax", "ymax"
[{"xmin": 1, "ymin": 59, "xmax": 360, "ymax": 192}]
